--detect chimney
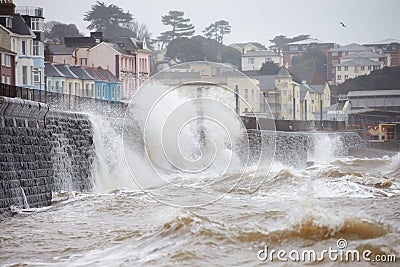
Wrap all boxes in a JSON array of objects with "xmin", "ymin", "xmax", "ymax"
[{"xmin": 0, "ymin": 0, "xmax": 15, "ymax": 16}]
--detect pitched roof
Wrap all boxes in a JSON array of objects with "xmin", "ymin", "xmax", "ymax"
[
  {"xmin": 299, "ymin": 84, "xmax": 314, "ymax": 99},
  {"xmin": 365, "ymin": 39, "xmax": 400, "ymax": 45},
  {"xmin": 230, "ymin": 42, "xmax": 266, "ymax": 50},
  {"xmin": 242, "ymin": 50, "xmax": 280, "ymax": 57},
  {"xmin": 45, "ymin": 63, "xmax": 65, "ymax": 77},
  {"xmin": 330, "ymin": 43, "xmax": 371, "ymax": 52},
  {"xmin": 276, "ymin": 67, "xmax": 291, "ymax": 78},
  {"xmin": 108, "ymin": 36, "xmax": 149, "ymax": 51},
  {"xmin": 54, "ymin": 64, "xmax": 79, "ymax": 78},
  {"xmin": 309, "ymin": 85, "xmax": 326, "ymax": 93},
  {"xmin": 83, "ymin": 67, "xmax": 120, "ymax": 83},
  {"xmin": 335, "ymin": 57, "xmax": 380, "ymax": 66},
  {"xmin": 70, "ymin": 66, "xmax": 94, "ymax": 80},
  {"xmin": 49, "ymin": 44, "xmax": 75, "ymax": 55},
  {"xmin": 283, "ymin": 38, "xmax": 330, "ymax": 45},
  {"xmin": 96, "ymin": 67, "xmax": 120, "ymax": 83},
  {"xmin": 10, "ymin": 14, "xmax": 35, "ymax": 36},
  {"xmin": 341, "ymin": 51, "xmax": 389, "ymax": 59}
]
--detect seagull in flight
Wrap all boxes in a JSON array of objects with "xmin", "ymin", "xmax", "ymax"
[{"xmin": 340, "ymin": 22, "xmax": 347, "ymax": 28}]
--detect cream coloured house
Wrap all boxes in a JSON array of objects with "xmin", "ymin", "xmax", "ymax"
[
  {"xmin": 241, "ymin": 50, "xmax": 283, "ymax": 71},
  {"xmin": 229, "ymin": 42, "xmax": 265, "ymax": 55},
  {"xmin": 250, "ymin": 68, "xmax": 331, "ymax": 121},
  {"xmin": 156, "ymin": 62, "xmax": 261, "ymax": 116}
]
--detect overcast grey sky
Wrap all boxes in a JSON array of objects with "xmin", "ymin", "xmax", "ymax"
[{"xmin": 15, "ymin": 0, "xmax": 400, "ymax": 47}]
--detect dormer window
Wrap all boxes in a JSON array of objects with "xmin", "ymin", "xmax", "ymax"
[
  {"xmin": 31, "ymin": 18, "xmax": 43, "ymax": 31},
  {"xmin": 6, "ymin": 17, "xmax": 12, "ymax": 28}
]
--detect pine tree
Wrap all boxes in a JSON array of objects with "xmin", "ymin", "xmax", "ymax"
[
  {"xmin": 203, "ymin": 20, "xmax": 231, "ymax": 45},
  {"xmin": 158, "ymin": 10, "xmax": 195, "ymax": 47}
]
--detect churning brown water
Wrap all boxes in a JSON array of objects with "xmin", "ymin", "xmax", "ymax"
[{"xmin": 1, "ymin": 150, "xmax": 400, "ymax": 266}]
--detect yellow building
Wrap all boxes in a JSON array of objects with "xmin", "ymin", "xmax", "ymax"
[{"xmin": 155, "ymin": 62, "xmax": 262, "ymax": 116}]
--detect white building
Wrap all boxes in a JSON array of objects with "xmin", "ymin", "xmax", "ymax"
[
  {"xmin": 329, "ymin": 43, "xmax": 390, "ymax": 85},
  {"xmin": 229, "ymin": 42, "xmax": 265, "ymax": 55},
  {"xmin": 241, "ymin": 50, "xmax": 282, "ymax": 71},
  {"xmin": 334, "ymin": 56, "xmax": 385, "ymax": 85}
]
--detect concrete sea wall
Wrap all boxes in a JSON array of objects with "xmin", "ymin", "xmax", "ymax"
[{"xmin": 0, "ymin": 97, "xmax": 94, "ymax": 217}]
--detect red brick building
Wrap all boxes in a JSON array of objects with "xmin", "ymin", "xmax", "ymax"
[
  {"xmin": 0, "ymin": 47, "xmax": 16, "ymax": 85},
  {"xmin": 364, "ymin": 39, "xmax": 400, "ymax": 67},
  {"xmin": 272, "ymin": 38, "xmax": 338, "ymax": 68}
]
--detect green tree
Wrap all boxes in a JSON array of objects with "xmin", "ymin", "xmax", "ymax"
[
  {"xmin": 190, "ymin": 35, "xmax": 241, "ymax": 68},
  {"xmin": 203, "ymin": 20, "xmax": 231, "ymax": 44},
  {"xmin": 221, "ymin": 47, "xmax": 240, "ymax": 68},
  {"xmin": 269, "ymin": 34, "xmax": 310, "ymax": 47},
  {"xmin": 291, "ymin": 48, "xmax": 327, "ymax": 76},
  {"xmin": 44, "ymin": 21, "xmax": 83, "ymax": 43},
  {"xmin": 84, "ymin": 1, "xmax": 133, "ymax": 32},
  {"xmin": 166, "ymin": 38, "xmax": 204, "ymax": 63},
  {"xmin": 258, "ymin": 61, "xmax": 280, "ymax": 75},
  {"xmin": 159, "ymin": 10, "xmax": 195, "ymax": 48}
]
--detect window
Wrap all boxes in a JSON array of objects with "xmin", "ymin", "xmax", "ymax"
[
  {"xmin": 61, "ymin": 81, "xmax": 64, "ymax": 90},
  {"xmin": 1, "ymin": 75, "xmax": 5, "ymax": 83},
  {"xmin": 337, "ymin": 66, "xmax": 341, "ymax": 71},
  {"xmin": 282, "ymin": 90, "xmax": 287, "ymax": 96},
  {"xmin": 33, "ymin": 40, "xmax": 40, "ymax": 56},
  {"xmin": 332, "ymin": 60, "xmax": 338, "ymax": 65},
  {"xmin": 373, "ymin": 65, "xmax": 380, "ymax": 70},
  {"xmin": 22, "ymin": 65, "xmax": 27, "ymax": 84},
  {"xmin": 48, "ymin": 80, "xmax": 51, "ymax": 90},
  {"xmin": 344, "ymin": 75, "xmax": 348, "ymax": 79},
  {"xmin": 80, "ymin": 58, "xmax": 88, "ymax": 66},
  {"xmin": 68, "ymin": 82, "xmax": 73, "ymax": 94},
  {"xmin": 86, "ymin": 84, "xmax": 89, "ymax": 97},
  {"xmin": 368, "ymin": 65, "xmax": 372, "ymax": 70},
  {"xmin": 361, "ymin": 66, "xmax": 365, "ymax": 71},
  {"xmin": 290, "ymin": 46, "xmax": 298, "ymax": 51},
  {"xmin": 55, "ymin": 81, "xmax": 59, "ymax": 90},
  {"xmin": 112, "ymin": 86, "xmax": 116, "ymax": 99},
  {"xmin": 33, "ymin": 68, "xmax": 40, "ymax": 83},
  {"xmin": 21, "ymin": 41, "xmax": 26, "ymax": 55},
  {"xmin": 244, "ymin": 89, "xmax": 248, "ymax": 99},
  {"xmin": 5, "ymin": 17, "xmax": 12, "ymax": 28},
  {"xmin": 97, "ymin": 85, "xmax": 100, "ymax": 98},
  {"xmin": 75, "ymin": 82, "xmax": 80, "ymax": 95},
  {"xmin": 265, "ymin": 57, "xmax": 272, "ymax": 62},
  {"xmin": 331, "ymin": 52, "xmax": 338, "ymax": 56},
  {"xmin": 5, "ymin": 76, "xmax": 10, "ymax": 85},
  {"xmin": 102, "ymin": 85, "xmax": 106, "ymax": 98},
  {"xmin": 344, "ymin": 66, "xmax": 348, "ymax": 71},
  {"xmin": 248, "ymin": 58, "xmax": 255, "ymax": 64},
  {"xmin": 337, "ymin": 75, "xmax": 342, "ymax": 80},
  {"xmin": 283, "ymin": 104, "xmax": 287, "ymax": 110},
  {"xmin": 31, "ymin": 18, "xmax": 42, "ymax": 31},
  {"xmin": 91, "ymin": 84, "xmax": 94, "ymax": 97}
]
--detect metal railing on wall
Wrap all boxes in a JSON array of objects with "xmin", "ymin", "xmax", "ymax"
[{"xmin": 0, "ymin": 83, "xmax": 128, "ymax": 117}]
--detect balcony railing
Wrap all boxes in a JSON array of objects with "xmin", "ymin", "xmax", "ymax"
[
  {"xmin": 16, "ymin": 6, "xmax": 44, "ymax": 17},
  {"xmin": 0, "ymin": 83, "xmax": 127, "ymax": 116}
]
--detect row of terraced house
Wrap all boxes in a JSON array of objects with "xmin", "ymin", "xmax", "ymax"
[
  {"xmin": 231, "ymin": 38, "xmax": 400, "ymax": 86},
  {"xmin": 0, "ymin": 0, "xmax": 151, "ymax": 103}
]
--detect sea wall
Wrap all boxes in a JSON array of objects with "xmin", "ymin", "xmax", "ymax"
[
  {"xmin": 246, "ymin": 129, "xmax": 366, "ymax": 168},
  {"xmin": 0, "ymin": 97, "xmax": 94, "ymax": 217}
]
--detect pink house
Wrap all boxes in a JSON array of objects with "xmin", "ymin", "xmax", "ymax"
[{"xmin": 88, "ymin": 37, "xmax": 151, "ymax": 100}]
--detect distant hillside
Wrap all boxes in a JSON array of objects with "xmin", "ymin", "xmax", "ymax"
[{"xmin": 335, "ymin": 67, "xmax": 400, "ymax": 95}]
